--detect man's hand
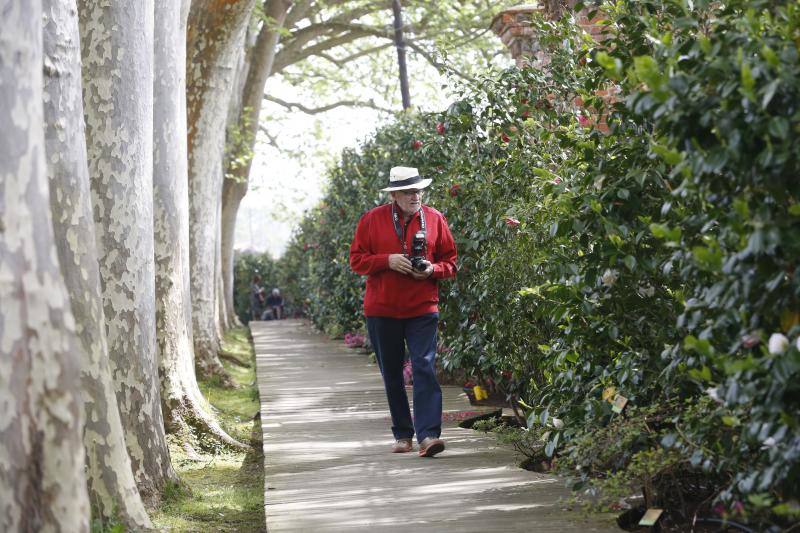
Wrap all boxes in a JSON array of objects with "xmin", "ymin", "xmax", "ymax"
[
  {"xmin": 388, "ymin": 254, "xmax": 413, "ymax": 275},
  {"xmin": 409, "ymin": 261, "xmax": 434, "ymax": 280}
]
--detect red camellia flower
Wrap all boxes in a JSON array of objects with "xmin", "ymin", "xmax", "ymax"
[
  {"xmin": 521, "ymin": 110, "xmax": 530, "ymax": 119},
  {"xmin": 449, "ymin": 183, "xmax": 461, "ymax": 197},
  {"xmin": 436, "ymin": 122, "xmax": 445, "ymax": 135},
  {"xmin": 411, "ymin": 139, "xmax": 423, "ymax": 150},
  {"xmin": 505, "ymin": 217, "xmax": 521, "ymax": 227},
  {"xmin": 500, "ymin": 133, "xmax": 510, "ymax": 143}
]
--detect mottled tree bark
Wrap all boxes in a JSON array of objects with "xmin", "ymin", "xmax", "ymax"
[
  {"xmin": 0, "ymin": 2, "xmax": 90, "ymax": 530},
  {"xmin": 221, "ymin": 0, "xmax": 290, "ymax": 323},
  {"xmin": 78, "ymin": 0, "xmax": 177, "ymax": 503},
  {"xmin": 222, "ymin": 0, "xmax": 291, "ymax": 324},
  {"xmin": 154, "ymin": 0, "xmax": 247, "ymax": 450},
  {"xmin": 187, "ymin": 0, "xmax": 257, "ymax": 382},
  {"xmin": 42, "ymin": 0, "xmax": 153, "ymax": 528}
]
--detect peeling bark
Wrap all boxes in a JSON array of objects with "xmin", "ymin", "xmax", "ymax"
[
  {"xmin": 154, "ymin": 0, "xmax": 247, "ymax": 451},
  {"xmin": 187, "ymin": 0, "xmax": 257, "ymax": 381},
  {"xmin": 0, "ymin": 2, "xmax": 90, "ymax": 530},
  {"xmin": 221, "ymin": 0, "xmax": 290, "ymax": 321},
  {"xmin": 42, "ymin": 0, "xmax": 153, "ymax": 528},
  {"xmin": 78, "ymin": 0, "xmax": 177, "ymax": 503}
]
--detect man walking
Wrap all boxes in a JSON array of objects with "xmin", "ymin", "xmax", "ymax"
[{"xmin": 350, "ymin": 166, "xmax": 457, "ymax": 457}]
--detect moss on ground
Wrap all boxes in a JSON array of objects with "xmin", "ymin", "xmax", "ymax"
[{"xmin": 151, "ymin": 327, "xmax": 265, "ymax": 532}]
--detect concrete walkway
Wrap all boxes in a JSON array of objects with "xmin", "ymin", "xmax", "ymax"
[{"xmin": 253, "ymin": 319, "xmax": 618, "ymax": 532}]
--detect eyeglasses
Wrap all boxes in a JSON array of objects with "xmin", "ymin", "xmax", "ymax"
[{"xmin": 398, "ymin": 189, "xmax": 423, "ymax": 196}]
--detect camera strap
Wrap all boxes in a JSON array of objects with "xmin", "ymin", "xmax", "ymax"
[{"xmin": 391, "ymin": 202, "xmax": 426, "ymax": 256}]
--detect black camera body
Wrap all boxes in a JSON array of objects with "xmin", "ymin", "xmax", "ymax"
[{"xmin": 409, "ymin": 231, "xmax": 430, "ymax": 272}]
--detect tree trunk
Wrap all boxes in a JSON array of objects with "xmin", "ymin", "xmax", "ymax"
[
  {"xmin": 153, "ymin": 0, "xmax": 248, "ymax": 450},
  {"xmin": 391, "ymin": 0, "xmax": 411, "ymax": 109},
  {"xmin": 0, "ymin": 3, "xmax": 90, "ymax": 530},
  {"xmin": 221, "ymin": 0, "xmax": 290, "ymax": 323},
  {"xmin": 216, "ymin": 214, "xmax": 228, "ymax": 336},
  {"xmin": 42, "ymin": 0, "xmax": 153, "ymax": 528},
  {"xmin": 187, "ymin": 0, "xmax": 256, "ymax": 382},
  {"xmin": 78, "ymin": 0, "xmax": 176, "ymax": 504},
  {"xmin": 221, "ymin": 176, "xmax": 248, "ymax": 325}
]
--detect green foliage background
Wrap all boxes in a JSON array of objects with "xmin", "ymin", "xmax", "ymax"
[{"xmin": 251, "ymin": 0, "xmax": 800, "ymax": 527}]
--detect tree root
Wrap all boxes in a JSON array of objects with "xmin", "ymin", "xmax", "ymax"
[
  {"xmin": 195, "ymin": 357, "xmax": 238, "ymax": 388},
  {"xmin": 218, "ymin": 349, "xmax": 249, "ymax": 368},
  {"xmin": 164, "ymin": 395, "xmax": 249, "ymax": 451}
]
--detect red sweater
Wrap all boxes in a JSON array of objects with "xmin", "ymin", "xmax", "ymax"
[{"xmin": 350, "ymin": 203, "xmax": 457, "ymax": 318}]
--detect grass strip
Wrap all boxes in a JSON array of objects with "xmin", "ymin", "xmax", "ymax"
[{"xmin": 151, "ymin": 327, "xmax": 265, "ymax": 532}]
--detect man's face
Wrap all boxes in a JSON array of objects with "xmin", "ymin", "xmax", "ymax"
[{"xmin": 391, "ymin": 189, "xmax": 423, "ymax": 217}]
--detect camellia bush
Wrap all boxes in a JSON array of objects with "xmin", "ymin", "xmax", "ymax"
[{"xmin": 279, "ymin": 0, "xmax": 800, "ymax": 528}]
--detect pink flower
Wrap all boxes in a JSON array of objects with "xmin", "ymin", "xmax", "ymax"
[
  {"xmin": 732, "ymin": 501, "xmax": 745, "ymax": 515},
  {"xmin": 741, "ymin": 334, "xmax": 760, "ymax": 349},
  {"xmin": 551, "ymin": 177, "xmax": 562, "ymax": 185},
  {"xmin": 577, "ymin": 114, "xmax": 590, "ymax": 127},
  {"xmin": 505, "ymin": 217, "xmax": 521, "ymax": 227},
  {"xmin": 713, "ymin": 503, "xmax": 726, "ymax": 516}
]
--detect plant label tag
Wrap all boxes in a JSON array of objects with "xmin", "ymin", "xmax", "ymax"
[
  {"xmin": 611, "ymin": 394, "xmax": 628, "ymax": 413},
  {"xmin": 638, "ymin": 508, "xmax": 663, "ymax": 526}
]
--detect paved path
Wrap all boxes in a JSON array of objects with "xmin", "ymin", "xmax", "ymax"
[{"xmin": 253, "ymin": 319, "xmax": 618, "ymax": 532}]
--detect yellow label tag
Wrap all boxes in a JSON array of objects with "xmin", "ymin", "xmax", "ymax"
[
  {"xmin": 638, "ymin": 508, "xmax": 663, "ymax": 526},
  {"xmin": 611, "ymin": 394, "xmax": 628, "ymax": 413}
]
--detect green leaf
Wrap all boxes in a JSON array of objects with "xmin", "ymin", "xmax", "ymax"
[
  {"xmin": 650, "ymin": 141, "xmax": 683, "ymax": 165},
  {"xmin": 595, "ymin": 51, "xmax": 622, "ymax": 79},
  {"xmin": 544, "ymin": 431, "xmax": 560, "ymax": 457},
  {"xmin": 721, "ymin": 415, "xmax": 740, "ymax": 427},
  {"xmin": 692, "ymin": 245, "xmax": 723, "ymax": 272},
  {"xmin": 789, "ymin": 204, "xmax": 800, "ymax": 216},
  {"xmin": 633, "ymin": 55, "xmax": 668, "ymax": 99},
  {"xmin": 762, "ymin": 79, "xmax": 780, "ymax": 108},
  {"xmin": 623, "ymin": 255, "xmax": 637, "ymax": 271},
  {"xmin": 740, "ymin": 62, "xmax": 756, "ymax": 101},
  {"xmin": 649, "ymin": 223, "xmax": 681, "ymax": 243},
  {"xmin": 761, "ymin": 45, "xmax": 779, "ymax": 67},
  {"xmin": 768, "ymin": 116, "xmax": 789, "ymax": 139},
  {"xmin": 684, "ymin": 335, "xmax": 715, "ymax": 358},
  {"xmin": 688, "ymin": 365, "xmax": 712, "ymax": 382}
]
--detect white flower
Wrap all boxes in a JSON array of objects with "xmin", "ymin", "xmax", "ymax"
[
  {"xmin": 601, "ymin": 269, "xmax": 618, "ymax": 287},
  {"xmin": 638, "ymin": 285, "xmax": 655, "ymax": 298},
  {"xmin": 796, "ymin": 336, "xmax": 800, "ymax": 352},
  {"xmin": 768, "ymin": 333, "xmax": 789, "ymax": 355},
  {"xmin": 705, "ymin": 387, "xmax": 722, "ymax": 403},
  {"xmin": 761, "ymin": 436, "xmax": 777, "ymax": 449},
  {"xmin": 551, "ymin": 417, "xmax": 564, "ymax": 429}
]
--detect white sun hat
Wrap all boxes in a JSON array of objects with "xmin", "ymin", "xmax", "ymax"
[{"xmin": 380, "ymin": 166, "xmax": 433, "ymax": 192}]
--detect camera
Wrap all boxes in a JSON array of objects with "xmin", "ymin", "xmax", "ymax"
[{"xmin": 409, "ymin": 231, "xmax": 430, "ymax": 272}]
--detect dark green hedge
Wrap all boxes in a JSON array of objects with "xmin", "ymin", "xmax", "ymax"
[{"xmin": 278, "ymin": 1, "xmax": 800, "ymax": 526}]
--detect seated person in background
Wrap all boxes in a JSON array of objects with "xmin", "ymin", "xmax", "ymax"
[
  {"xmin": 265, "ymin": 288, "xmax": 284, "ymax": 320},
  {"xmin": 250, "ymin": 274, "xmax": 265, "ymax": 321}
]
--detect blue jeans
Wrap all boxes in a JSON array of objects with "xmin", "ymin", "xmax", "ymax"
[{"xmin": 367, "ymin": 313, "xmax": 442, "ymax": 443}]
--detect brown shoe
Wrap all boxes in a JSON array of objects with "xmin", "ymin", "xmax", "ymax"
[
  {"xmin": 418, "ymin": 437, "xmax": 445, "ymax": 457},
  {"xmin": 392, "ymin": 438, "xmax": 413, "ymax": 453}
]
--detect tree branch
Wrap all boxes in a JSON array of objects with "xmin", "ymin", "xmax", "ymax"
[
  {"xmin": 314, "ymin": 42, "xmax": 393, "ymax": 67},
  {"xmin": 263, "ymin": 94, "xmax": 395, "ymax": 114}
]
